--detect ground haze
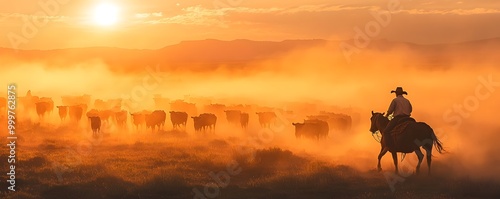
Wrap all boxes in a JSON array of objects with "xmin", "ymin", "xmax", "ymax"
[{"xmin": 0, "ymin": 39, "xmax": 499, "ymax": 199}]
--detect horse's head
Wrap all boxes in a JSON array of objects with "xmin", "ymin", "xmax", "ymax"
[{"xmin": 370, "ymin": 111, "xmax": 385, "ymax": 133}]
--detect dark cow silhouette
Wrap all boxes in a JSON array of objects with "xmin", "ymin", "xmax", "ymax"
[
  {"xmin": 256, "ymin": 112, "xmax": 277, "ymax": 127},
  {"xmin": 292, "ymin": 119, "xmax": 329, "ymax": 140},
  {"xmin": 69, "ymin": 105, "xmax": 84, "ymax": 123},
  {"xmin": 35, "ymin": 101, "xmax": 50, "ymax": 120},
  {"xmin": 313, "ymin": 112, "xmax": 352, "ymax": 133},
  {"xmin": 114, "ymin": 110, "xmax": 127, "ymax": 128},
  {"xmin": 89, "ymin": 116, "xmax": 101, "ymax": 135},
  {"xmin": 240, "ymin": 112, "xmax": 249, "ymax": 129},
  {"xmin": 99, "ymin": 109, "xmax": 114, "ymax": 124},
  {"xmin": 38, "ymin": 97, "xmax": 54, "ymax": 115},
  {"xmin": 86, "ymin": 109, "xmax": 99, "ymax": 118},
  {"xmin": 225, "ymin": 110, "xmax": 242, "ymax": 125},
  {"xmin": 225, "ymin": 110, "xmax": 249, "ymax": 128},
  {"xmin": 130, "ymin": 111, "xmax": 149, "ymax": 130},
  {"xmin": 86, "ymin": 109, "xmax": 99, "ymax": 126},
  {"xmin": 192, "ymin": 113, "xmax": 217, "ymax": 132},
  {"xmin": 170, "ymin": 111, "xmax": 188, "ymax": 129},
  {"xmin": 56, "ymin": 106, "xmax": 68, "ymax": 121},
  {"xmin": 145, "ymin": 110, "xmax": 166, "ymax": 132}
]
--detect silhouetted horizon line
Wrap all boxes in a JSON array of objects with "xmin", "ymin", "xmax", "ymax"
[{"xmin": 1, "ymin": 37, "xmax": 499, "ymax": 51}]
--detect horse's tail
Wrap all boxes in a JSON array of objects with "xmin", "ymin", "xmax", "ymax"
[{"xmin": 430, "ymin": 126, "xmax": 445, "ymax": 154}]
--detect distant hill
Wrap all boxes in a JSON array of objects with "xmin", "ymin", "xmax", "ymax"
[
  {"xmin": 0, "ymin": 38, "xmax": 498, "ymax": 72},
  {"xmin": 0, "ymin": 39, "xmax": 328, "ymax": 72}
]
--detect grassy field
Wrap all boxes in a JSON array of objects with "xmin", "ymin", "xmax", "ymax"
[{"xmin": 0, "ymin": 119, "xmax": 499, "ymax": 199}]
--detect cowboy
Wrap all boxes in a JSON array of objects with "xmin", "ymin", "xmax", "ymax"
[{"xmin": 384, "ymin": 87, "xmax": 412, "ymax": 148}]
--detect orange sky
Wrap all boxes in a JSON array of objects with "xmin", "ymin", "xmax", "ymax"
[{"xmin": 0, "ymin": 0, "xmax": 499, "ymax": 49}]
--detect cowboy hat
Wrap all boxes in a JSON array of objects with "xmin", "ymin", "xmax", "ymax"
[{"xmin": 391, "ymin": 87, "xmax": 408, "ymax": 95}]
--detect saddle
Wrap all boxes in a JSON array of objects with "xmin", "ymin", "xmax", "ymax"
[{"xmin": 390, "ymin": 117, "xmax": 416, "ymax": 137}]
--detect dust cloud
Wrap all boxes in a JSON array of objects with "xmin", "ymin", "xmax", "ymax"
[{"xmin": 0, "ymin": 40, "xmax": 499, "ymax": 190}]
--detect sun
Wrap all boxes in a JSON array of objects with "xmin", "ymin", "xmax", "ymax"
[{"xmin": 92, "ymin": 2, "xmax": 119, "ymax": 26}]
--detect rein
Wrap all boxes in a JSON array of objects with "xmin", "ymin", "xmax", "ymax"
[
  {"xmin": 372, "ymin": 131, "xmax": 382, "ymax": 143},
  {"xmin": 371, "ymin": 114, "xmax": 384, "ymax": 143}
]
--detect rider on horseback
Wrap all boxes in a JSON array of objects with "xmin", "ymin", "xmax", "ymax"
[{"xmin": 384, "ymin": 87, "xmax": 413, "ymax": 148}]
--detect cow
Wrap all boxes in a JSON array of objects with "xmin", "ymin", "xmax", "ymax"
[
  {"xmin": 69, "ymin": 105, "xmax": 84, "ymax": 123},
  {"xmin": 315, "ymin": 112, "xmax": 352, "ymax": 133},
  {"xmin": 170, "ymin": 111, "xmax": 188, "ymax": 129},
  {"xmin": 192, "ymin": 113, "xmax": 217, "ymax": 132},
  {"xmin": 86, "ymin": 109, "xmax": 99, "ymax": 117},
  {"xmin": 35, "ymin": 101, "xmax": 50, "ymax": 120},
  {"xmin": 304, "ymin": 119, "xmax": 329, "ymax": 139},
  {"xmin": 256, "ymin": 112, "xmax": 277, "ymax": 127},
  {"xmin": 37, "ymin": 97, "xmax": 54, "ymax": 116},
  {"xmin": 98, "ymin": 109, "xmax": 114, "ymax": 124},
  {"xmin": 240, "ymin": 112, "xmax": 249, "ymax": 129},
  {"xmin": 130, "ymin": 111, "xmax": 149, "ymax": 130},
  {"xmin": 292, "ymin": 119, "xmax": 329, "ymax": 140},
  {"xmin": 145, "ymin": 110, "xmax": 167, "ymax": 132},
  {"xmin": 192, "ymin": 117, "xmax": 202, "ymax": 132},
  {"xmin": 56, "ymin": 106, "xmax": 68, "ymax": 121},
  {"xmin": 328, "ymin": 113, "xmax": 352, "ymax": 132},
  {"xmin": 224, "ymin": 110, "xmax": 241, "ymax": 125},
  {"xmin": 89, "ymin": 116, "xmax": 101, "ymax": 135},
  {"xmin": 86, "ymin": 109, "xmax": 99, "ymax": 126},
  {"xmin": 114, "ymin": 110, "xmax": 128, "ymax": 128}
]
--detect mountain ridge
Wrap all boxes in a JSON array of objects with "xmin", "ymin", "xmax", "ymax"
[{"xmin": 0, "ymin": 38, "xmax": 498, "ymax": 72}]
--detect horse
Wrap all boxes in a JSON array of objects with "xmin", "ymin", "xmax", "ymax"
[{"xmin": 369, "ymin": 111, "xmax": 444, "ymax": 175}]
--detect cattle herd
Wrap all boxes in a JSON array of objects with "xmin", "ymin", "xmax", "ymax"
[{"xmin": 0, "ymin": 91, "xmax": 355, "ymax": 140}]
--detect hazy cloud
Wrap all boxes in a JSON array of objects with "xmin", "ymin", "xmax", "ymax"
[
  {"xmin": 0, "ymin": 12, "xmax": 67, "ymax": 21},
  {"xmin": 135, "ymin": 12, "xmax": 163, "ymax": 18},
  {"xmin": 399, "ymin": 8, "xmax": 500, "ymax": 15},
  {"xmin": 135, "ymin": 4, "xmax": 500, "ymax": 27}
]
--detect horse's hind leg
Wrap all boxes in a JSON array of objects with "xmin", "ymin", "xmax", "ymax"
[
  {"xmin": 414, "ymin": 148, "xmax": 424, "ymax": 175},
  {"xmin": 424, "ymin": 145, "xmax": 432, "ymax": 175},
  {"xmin": 391, "ymin": 152, "xmax": 399, "ymax": 175},
  {"xmin": 377, "ymin": 147, "xmax": 389, "ymax": 172}
]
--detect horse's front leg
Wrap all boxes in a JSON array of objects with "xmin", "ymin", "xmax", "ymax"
[
  {"xmin": 391, "ymin": 152, "xmax": 399, "ymax": 175},
  {"xmin": 377, "ymin": 147, "xmax": 389, "ymax": 172}
]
